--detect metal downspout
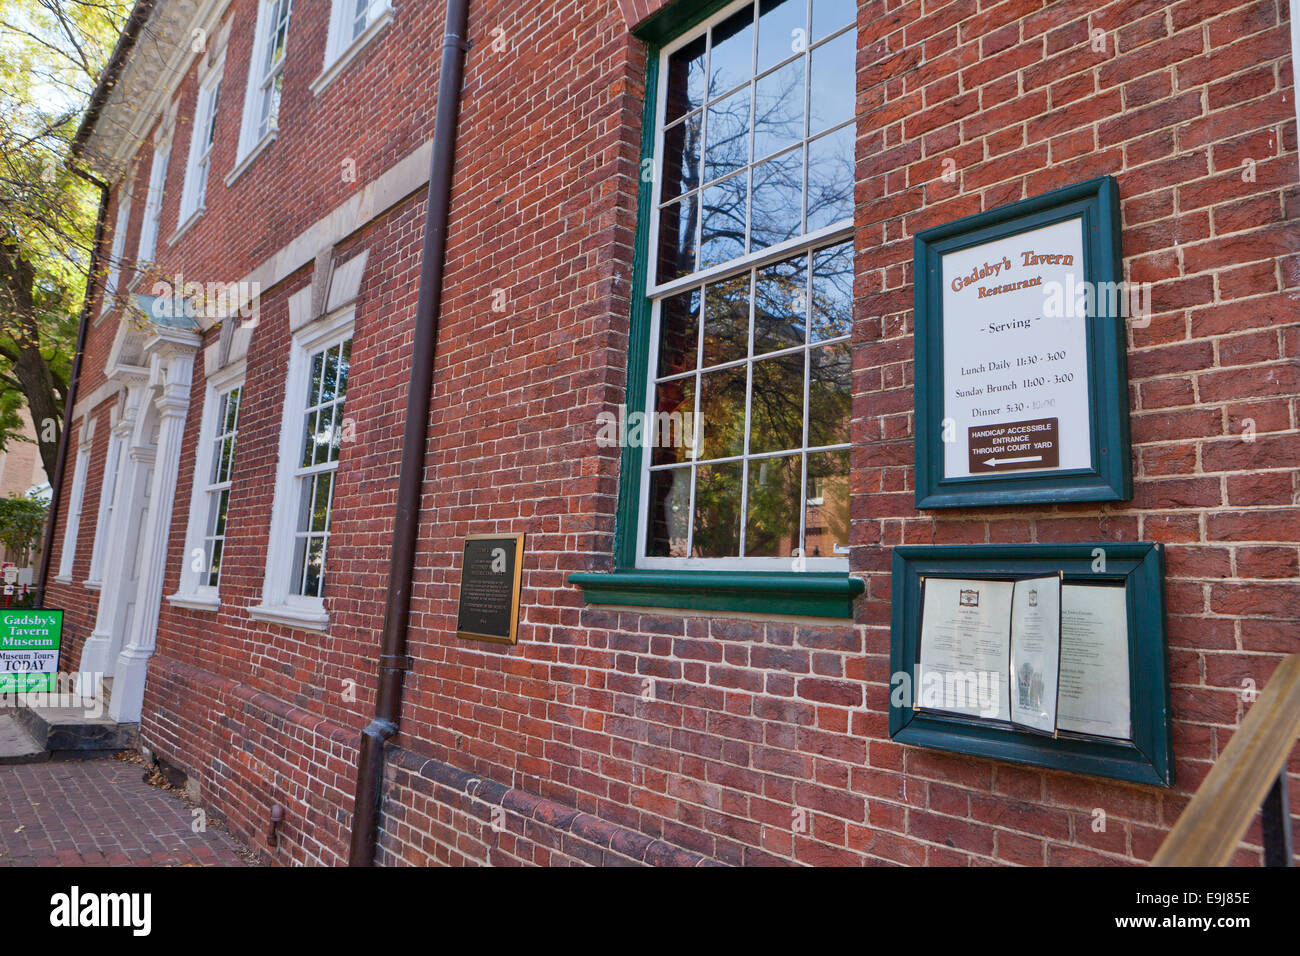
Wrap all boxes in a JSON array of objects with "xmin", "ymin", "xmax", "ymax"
[{"xmin": 348, "ymin": 0, "xmax": 471, "ymax": 866}]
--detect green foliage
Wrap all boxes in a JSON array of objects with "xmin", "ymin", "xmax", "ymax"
[
  {"xmin": 0, "ymin": 491, "xmax": 48, "ymax": 557},
  {"xmin": 0, "ymin": 0, "xmax": 130, "ymax": 475}
]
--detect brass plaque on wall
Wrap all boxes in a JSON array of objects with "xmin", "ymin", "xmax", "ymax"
[{"xmin": 455, "ymin": 534, "xmax": 524, "ymax": 644}]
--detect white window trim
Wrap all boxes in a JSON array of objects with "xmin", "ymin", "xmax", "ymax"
[
  {"xmin": 101, "ymin": 189, "xmax": 132, "ymax": 315},
  {"xmin": 232, "ymin": 0, "xmax": 293, "ymax": 178},
  {"xmin": 85, "ymin": 425, "xmax": 123, "ymax": 587},
  {"xmin": 169, "ymin": 359, "xmax": 245, "ymax": 611},
  {"xmin": 56, "ymin": 418, "xmax": 95, "ymax": 582},
  {"xmin": 250, "ymin": 306, "xmax": 355, "ymax": 632},
  {"xmin": 633, "ymin": 0, "xmax": 855, "ymax": 573},
  {"xmin": 310, "ymin": 0, "xmax": 394, "ymax": 96},
  {"xmin": 136, "ymin": 141, "xmax": 171, "ymax": 270},
  {"xmin": 175, "ymin": 59, "xmax": 225, "ymax": 236}
]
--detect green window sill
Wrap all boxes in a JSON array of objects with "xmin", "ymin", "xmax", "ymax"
[{"xmin": 568, "ymin": 569, "xmax": 864, "ymax": 619}]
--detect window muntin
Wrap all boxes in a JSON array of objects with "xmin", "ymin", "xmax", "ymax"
[
  {"xmin": 255, "ymin": 0, "xmax": 292, "ymax": 141},
  {"xmin": 639, "ymin": 0, "xmax": 855, "ymax": 570},
  {"xmin": 652, "ymin": 0, "xmax": 856, "ymax": 290},
  {"xmin": 290, "ymin": 337, "xmax": 350, "ymax": 597},
  {"xmin": 200, "ymin": 385, "xmax": 241, "ymax": 587}
]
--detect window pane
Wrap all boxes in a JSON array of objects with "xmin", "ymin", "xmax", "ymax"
[
  {"xmin": 300, "ymin": 408, "xmax": 318, "ymax": 467},
  {"xmin": 646, "ymin": 466, "xmax": 691, "ymax": 557},
  {"xmin": 314, "ymin": 404, "xmax": 335, "ymax": 466},
  {"xmin": 339, "ymin": 337, "xmax": 352, "ymax": 393},
  {"xmin": 657, "ymin": 287, "xmax": 700, "ymax": 377},
  {"xmin": 303, "ymin": 535, "xmax": 326, "ymax": 597},
  {"xmin": 311, "ymin": 471, "xmax": 334, "ymax": 534},
  {"xmin": 308, "ymin": 352, "xmax": 324, "ymax": 407},
  {"xmin": 661, "ymin": 112, "xmax": 701, "ymax": 203},
  {"xmin": 806, "ymin": 123, "xmax": 854, "ymax": 232},
  {"xmin": 321, "ymin": 344, "xmax": 340, "ymax": 403},
  {"xmin": 709, "ymin": 5, "xmax": 755, "ymax": 99},
  {"xmin": 697, "ymin": 365, "xmax": 747, "ymax": 460},
  {"xmin": 692, "ymin": 462, "xmax": 742, "ymax": 557},
  {"xmin": 805, "ymin": 447, "xmax": 849, "ymax": 557},
  {"xmin": 753, "ymin": 58, "xmax": 804, "ymax": 162},
  {"xmin": 206, "ymin": 538, "xmax": 224, "ymax": 587},
  {"xmin": 809, "ymin": 29, "xmax": 855, "ymax": 136},
  {"xmin": 749, "ymin": 147, "xmax": 803, "ymax": 252},
  {"xmin": 811, "ymin": 0, "xmax": 855, "ymax": 42},
  {"xmin": 753, "ymin": 253, "xmax": 807, "ymax": 355},
  {"xmin": 665, "ymin": 34, "xmax": 707, "ymax": 123},
  {"xmin": 652, "ymin": 377, "xmax": 696, "ymax": 466},
  {"xmin": 808, "ymin": 341, "xmax": 850, "ymax": 447},
  {"xmin": 749, "ymin": 351, "xmax": 804, "ymax": 454},
  {"xmin": 745, "ymin": 452, "xmax": 801, "ymax": 556},
  {"xmin": 704, "ymin": 86, "xmax": 750, "ymax": 185},
  {"xmin": 702, "ymin": 273, "xmax": 750, "ymax": 369},
  {"xmin": 699, "ymin": 172, "xmax": 747, "ymax": 269},
  {"xmin": 811, "ymin": 239, "xmax": 853, "ymax": 341},
  {"xmin": 656, "ymin": 196, "xmax": 698, "ymax": 283},
  {"xmin": 757, "ymin": 0, "xmax": 806, "ymax": 73}
]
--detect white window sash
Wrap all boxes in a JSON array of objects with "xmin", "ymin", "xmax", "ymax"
[
  {"xmin": 254, "ymin": 307, "xmax": 355, "ymax": 629},
  {"xmin": 86, "ymin": 429, "xmax": 123, "ymax": 584},
  {"xmin": 137, "ymin": 143, "xmax": 170, "ymax": 267},
  {"xmin": 101, "ymin": 190, "xmax": 131, "ymax": 313},
  {"xmin": 57, "ymin": 421, "xmax": 95, "ymax": 581},
  {"xmin": 179, "ymin": 71, "xmax": 223, "ymax": 227},
  {"xmin": 173, "ymin": 361, "xmax": 244, "ymax": 606}
]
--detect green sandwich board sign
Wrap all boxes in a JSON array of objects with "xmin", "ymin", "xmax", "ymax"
[{"xmin": 0, "ymin": 609, "xmax": 63, "ymax": 693}]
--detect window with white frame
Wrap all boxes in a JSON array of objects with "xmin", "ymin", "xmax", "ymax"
[
  {"xmin": 178, "ymin": 70, "xmax": 223, "ymax": 227},
  {"xmin": 136, "ymin": 141, "xmax": 170, "ymax": 267},
  {"xmin": 101, "ymin": 188, "xmax": 131, "ymax": 313},
  {"xmin": 86, "ymin": 428, "xmax": 123, "ymax": 585},
  {"xmin": 200, "ymin": 384, "xmax": 241, "ymax": 586},
  {"xmin": 318, "ymin": 0, "xmax": 393, "ymax": 86},
  {"xmin": 173, "ymin": 363, "xmax": 244, "ymax": 607},
  {"xmin": 252, "ymin": 310, "xmax": 353, "ymax": 629},
  {"xmin": 289, "ymin": 336, "xmax": 350, "ymax": 597},
  {"xmin": 57, "ymin": 419, "xmax": 95, "ymax": 581},
  {"xmin": 237, "ymin": 0, "xmax": 292, "ymax": 161},
  {"xmin": 638, "ymin": 0, "xmax": 855, "ymax": 571}
]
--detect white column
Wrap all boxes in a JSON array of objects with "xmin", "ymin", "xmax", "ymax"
[
  {"xmin": 111, "ymin": 330, "xmax": 199, "ymax": 723},
  {"xmin": 77, "ymin": 376, "xmax": 148, "ymax": 696}
]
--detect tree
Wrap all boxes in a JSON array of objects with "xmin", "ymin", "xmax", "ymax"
[
  {"xmin": 0, "ymin": 490, "xmax": 48, "ymax": 562},
  {"xmin": 0, "ymin": 0, "xmax": 131, "ymax": 480}
]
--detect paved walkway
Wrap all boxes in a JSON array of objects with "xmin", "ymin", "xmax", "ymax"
[{"xmin": 0, "ymin": 756, "xmax": 249, "ymax": 866}]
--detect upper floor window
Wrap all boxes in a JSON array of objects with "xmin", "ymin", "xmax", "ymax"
[
  {"xmin": 314, "ymin": 0, "xmax": 394, "ymax": 92},
  {"xmin": 237, "ymin": 0, "xmax": 293, "ymax": 164},
  {"xmin": 137, "ymin": 140, "xmax": 170, "ymax": 267},
  {"xmin": 101, "ymin": 187, "xmax": 131, "ymax": 313},
  {"xmin": 178, "ymin": 69, "xmax": 223, "ymax": 227},
  {"xmin": 637, "ymin": 0, "xmax": 856, "ymax": 571}
]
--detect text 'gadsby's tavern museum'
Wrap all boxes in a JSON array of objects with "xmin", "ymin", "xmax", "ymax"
[{"xmin": 44, "ymin": 0, "xmax": 1300, "ymax": 865}]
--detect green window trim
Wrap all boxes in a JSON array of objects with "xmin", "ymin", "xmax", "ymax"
[
  {"xmin": 569, "ymin": 570, "xmax": 864, "ymax": 619},
  {"xmin": 568, "ymin": 0, "xmax": 863, "ymax": 621}
]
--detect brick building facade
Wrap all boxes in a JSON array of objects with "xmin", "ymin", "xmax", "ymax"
[{"xmin": 52, "ymin": 0, "xmax": 1300, "ymax": 865}]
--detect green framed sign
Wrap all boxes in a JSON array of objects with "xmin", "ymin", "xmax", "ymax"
[
  {"xmin": 0, "ymin": 608, "xmax": 63, "ymax": 694},
  {"xmin": 889, "ymin": 543, "xmax": 1172, "ymax": 787},
  {"xmin": 913, "ymin": 176, "xmax": 1131, "ymax": 508}
]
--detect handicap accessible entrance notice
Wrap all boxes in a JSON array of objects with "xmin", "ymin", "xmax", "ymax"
[{"xmin": 0, "ymin": 609, "xmax": 63, "ymax": 693}]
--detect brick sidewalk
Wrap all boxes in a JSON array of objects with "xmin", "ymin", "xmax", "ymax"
[{"xmin": 0, "ymin": 756, "xmax": 249, "ymax": 866}]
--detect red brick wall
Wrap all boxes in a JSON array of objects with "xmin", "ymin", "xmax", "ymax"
[{"xmin": 57, "ymin": 0, "xmax": 1299, "ymax": 867}]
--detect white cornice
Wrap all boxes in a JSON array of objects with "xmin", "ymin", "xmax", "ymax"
[{"xmin": 82, "ymin": 0, "xmax": 232, "ymax": 182}]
